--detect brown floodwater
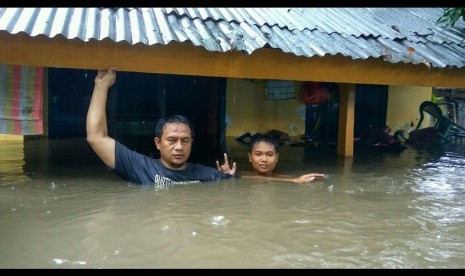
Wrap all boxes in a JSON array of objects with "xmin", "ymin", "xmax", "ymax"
[{"xmin": 1, "ymin": 137, "xmax": 465, "ymax": 268}]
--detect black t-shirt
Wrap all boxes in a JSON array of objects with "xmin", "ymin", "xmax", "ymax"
[{"xmin": 113, "ymin": 141, "xmax": 232, "ymax": 186}]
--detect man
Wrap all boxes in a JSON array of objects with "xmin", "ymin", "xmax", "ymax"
[
  {"xmin": 86, "ymin": 68, "xmax": 236, "ymax": 186},
  {"xmin": 241, "ymin": 135, "xmax": 325, "ymax": 183}
]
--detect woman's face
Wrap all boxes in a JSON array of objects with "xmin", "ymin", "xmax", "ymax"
[{"xmin": 248, "ymin": 141, "xmax": 279, "ymax": 176}]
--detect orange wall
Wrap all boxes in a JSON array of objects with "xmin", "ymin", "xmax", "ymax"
[
  {"xmin": 225, "ymin": 78, "xmax": 306, "ymax": 138},
  {"xmin": 386, "ymin": 86, "xmax": 432, "ymax": 133},
  {"xmin": 227, "ymin": 79, "xmax": 434, "ymax": 139}
]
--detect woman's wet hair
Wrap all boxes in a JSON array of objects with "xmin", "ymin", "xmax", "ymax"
[
  {"xmin": 248, "ymin": 134, "xmax": 280, "ymax": 153},
  {"xmin": 154, "ymin": 115, "xmax": 194, "ymax": 138}
]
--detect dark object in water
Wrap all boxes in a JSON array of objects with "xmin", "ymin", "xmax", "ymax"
[
  {"xmin": 355, "ymin": 125, "xmax": 407, "ymax": 152},
  {"xmin": 413, "ymin": 101, "xmax": 452, "ymax": 144},
  {"xmin": 408, "ymin": 127, "xmax": 440, "ymax": 147}
]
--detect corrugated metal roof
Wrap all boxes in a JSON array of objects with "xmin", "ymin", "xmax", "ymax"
[{"xmin": 0, "ymin": 7, "xmax": 464, "ymax": 68}]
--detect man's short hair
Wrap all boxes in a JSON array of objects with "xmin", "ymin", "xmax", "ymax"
[{"xmin": 154, "ymin": 114, "xmax": 194, "ymax": 138}]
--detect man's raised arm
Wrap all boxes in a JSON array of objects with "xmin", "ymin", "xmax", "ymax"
[{"xmin": 86, "ymin": 68, "xmax": 117, "ymax": 169}]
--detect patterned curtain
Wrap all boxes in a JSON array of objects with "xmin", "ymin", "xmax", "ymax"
[{"xmin": 0, "ymin": 65, "xmax": 44, "ymax": 135}]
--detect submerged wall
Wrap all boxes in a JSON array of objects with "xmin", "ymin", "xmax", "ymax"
[
  {"xmin": 386, "ymin": 86, "xmax": 432, "ymax": 134},
  {"xmin": 226, "ymin": 79, "xmax": 433, "ymax": 140},
  {"xmin": 225, "ymin": 78, "xmax": 306, "ymax": 139}
]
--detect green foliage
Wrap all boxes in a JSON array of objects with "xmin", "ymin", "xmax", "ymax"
[{"xmin": 437, "ymin": 8, "xmax": 465, "ymax": 27}]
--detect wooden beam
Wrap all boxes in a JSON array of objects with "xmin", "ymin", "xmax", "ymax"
[
  {"xmin": 337, "ymin": 83, "xmax": 356, "ymax": 157},
  {"xmin": 1, "ymin": 33, "xmax": 465, "ymax": 88}
]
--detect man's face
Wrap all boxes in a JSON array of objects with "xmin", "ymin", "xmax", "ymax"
[
  {"xmin": 155, "ymin": 123, "xmax": 192, "ymax": 170},
  {"xmin": 248, "ymin": 141, "xmax": 279, "ymax": 176}
]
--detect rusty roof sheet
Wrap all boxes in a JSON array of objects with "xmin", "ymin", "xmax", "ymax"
[{"xmin": 0, "ymin": 7, "xmax": 464, "ymax": 68}]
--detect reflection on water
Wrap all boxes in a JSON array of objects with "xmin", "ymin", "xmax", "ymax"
[
  {"xmin": 0, "ymin": 138, "xmax": 29, "ymax": 184},
  {"xmin": 1, "ymin": 137, "xmax": 465, "ymax": 268}
]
